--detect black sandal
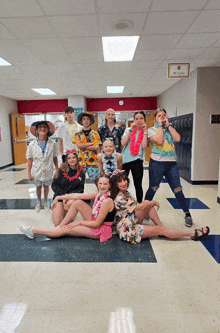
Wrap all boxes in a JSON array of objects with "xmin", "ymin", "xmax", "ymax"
[{"xmin": 191, "ymin": 226, "xmax": 210, "ymax": 241}]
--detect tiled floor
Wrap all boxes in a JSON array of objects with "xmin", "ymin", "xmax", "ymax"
[{"xmin": 0, "ymin": 162, "xmax": 220, "ymax": 332}]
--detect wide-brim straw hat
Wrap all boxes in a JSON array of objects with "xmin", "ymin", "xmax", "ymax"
[
  {"xmin": 30, "ymin": 120, "xmax": 55, "ymax": 137},
  {"xmin": 78, "ymin": 112, "xmax": 95, "ymax": 125}
]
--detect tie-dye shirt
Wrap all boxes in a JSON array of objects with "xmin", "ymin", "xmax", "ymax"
[{"xmin": 148, "ymin": 124, "xmax": 176, "ymax": 161}]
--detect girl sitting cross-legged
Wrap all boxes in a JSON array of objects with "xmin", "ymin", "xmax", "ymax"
[
  {"xmin": 19, "ymin": 175, "xmax": 115, "ymax": 243},
  {"xmin": 110, "ymin": 170, "xmax": 210, "ymax": 244}
]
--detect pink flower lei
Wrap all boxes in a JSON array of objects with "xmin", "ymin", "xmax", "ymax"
[
  {"xmin": 61, "ymin": 164, "xmax": 83, "ymax": 181},
  {"xmin": 130, "ymin": 128, "xmax": 144, "ymax": 155},
  {"xmin": 92, "ymin": 192, "xmax": 109, "ymax": 220}
]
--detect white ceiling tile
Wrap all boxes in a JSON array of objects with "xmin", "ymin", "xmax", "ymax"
[
  {"xmin": 99, "ymin": 13, "xmax": 146, "ymax": 36},
  {"xmin": 22, "ymin": 39, "xmax": 65, "ymax": 54},
  {"xmin": 205, "ymin": 0, "xmax": 220, "ymax": 9},
  {"xmin": 97, "ymin": 0, "xmax": 151, "ymax": 14},
  {"xmin": 1, "ymin": 17, "xmax": 57, "ymax": 39},
  {"xmin": 138, "ymin": 34, "xmax": 182, "ymax": 50},
  {"xmin": 212, "ymin": 39, "xmax": 220, "ymax": 47},
  {"xmin": 0, "ymin": 23, "xmax": 17, "ymax": 39},
  {"xmin": 69, "ymin": 52, "xmax": 104, "ymax": 63},
  {"xmin": 151, "ymin": 0, "xmax": 207, "ymax": 11},
  {"xmin": 38, "ymin": 0, "xmax": 96, "ymax": 15},
  {"xmin": 188, "ymin": 10, "xmax": 220, "ymax": 33},
  {"xmin": 2, "ymin": 54, "xmax": 43, "ymax": 66},
  {"xmin": 134, "ymin": 50, "xmax": 170, "ymax": 61},
  {"xmin": 33, "ymin": 52, "xmax": 72, "ymax": 65},
  {"xmin": 132, "ymin": 60, "xmax": 162, "ymax": 69},
  {"xmin": 61, "ymin": 37, "xmax": 102, "ymax": 53},
  {"xmin": 166, "ymin": 48, "xmax": 206, "ymax": 60},
  {"xmin": 196, "ymin": 47, "xmax": 220, "ymax": 59},
  {"xmin": 176, "ymin": 33, "xmax": 220, "ymax": 48},
  {"xmin": 0, "ymin": 40, "xmax": 32, "ymax": 55},
  {"xmin": 143, "ymin": 11, "xmax": 200, "ymax": 35},
  {"xmin": 0, "ymin": 0, "xmax": 44, "ymax": 17},
  {"xmin": 48, "ymin": 15, "xmax": 99, "ymax": 37}
]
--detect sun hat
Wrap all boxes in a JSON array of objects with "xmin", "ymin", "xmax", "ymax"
[
  {"xmin": 77, "ymin": 112, "xmax": 95, "ymax": 125},
  {"xmin": 30, "ymin": 120, "xmax": 55, "ymax": 137}
]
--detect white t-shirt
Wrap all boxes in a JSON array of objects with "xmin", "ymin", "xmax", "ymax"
[{"xmin": 58, "ymin": 122, "xmax": 82, "ymax": 154}]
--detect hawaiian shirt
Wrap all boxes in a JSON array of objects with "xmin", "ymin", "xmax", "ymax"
[
  {"xmin": 73, "ymin": 129, "xmax": 101, "ymax": 168},
  {"xmin": 26, "ymin": 137, "xmax": 59, "ymax": 181},
  {"xmin": 97, "ymin": 124, "xmax": 124, "ymax": 153}
]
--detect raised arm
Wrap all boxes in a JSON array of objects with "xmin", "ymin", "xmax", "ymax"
[{"xmin": 163, "ymin": 114, "xmax": 181, "ymax": 142}]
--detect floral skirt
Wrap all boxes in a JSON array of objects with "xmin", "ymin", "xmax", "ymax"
[{"xmin": 116, "ymin": 219, "xmax": 144, "ymax": 244}]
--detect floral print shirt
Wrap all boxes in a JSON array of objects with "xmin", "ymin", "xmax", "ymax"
[
  {"xmin": 73, "ymin": 129, "xmax": 101, "ymax": 168},
  {"xmin": 114, "ymin": 191, "xmax": 143, "ymax": 244},
  {"xmin": 98, "ymin": 124, "xmax": 124, "ymax": 153},
  {"xmin": 26, "ymin": 137, "xmax": 59, "ymax": 181}
]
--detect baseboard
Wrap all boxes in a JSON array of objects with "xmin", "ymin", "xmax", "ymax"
[
  {"xmin": 217, "ymin": 197, "xmax": 220, "ymax": 204},
  {"xmin": 191, "ymin": 180, "xmax": 218, "ymax": 185},
  {"xmin": 180, "ymin": 175, "xmax": 218, "ymax": 185},
  {"xmin": 0, "ymin": 163, "xmax": 13, "ymax": 170}
]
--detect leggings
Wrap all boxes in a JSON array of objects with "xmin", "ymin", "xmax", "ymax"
[
  {"xmin": 123, "ymin": 159, "xmax": 143, "ymax": 203},
  {"xmin": 145, "ymin": 159, "xmax": 189, "ymax": 213}
]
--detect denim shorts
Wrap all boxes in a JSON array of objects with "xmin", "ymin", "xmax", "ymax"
[
  {"xmin": 85, "ymin": 167, "xmax": 102, "ymax": 181},
  {"xmin": 33, "ymin": 178, "xmax": 52, "ymax": 187}
]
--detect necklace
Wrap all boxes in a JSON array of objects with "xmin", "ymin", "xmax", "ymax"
[
  {"xmin": 102, "ymin": 150, "xmax": 117, "ymax": 177},
  {"xmin": 92, "ymin": 192, "xmax": 109, "ymax": 220},
  {"xmin": 130, "ymin": 128, "xmax": 144, "ymax": 155},
  {"xmin": 61, "ymin": 164, "xmax": 83, "ymax": 181}
]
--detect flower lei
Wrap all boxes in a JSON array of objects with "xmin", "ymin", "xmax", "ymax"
[
  {"xmin": 92, "ymin": 192, "xmax": 109, "ymax": 220},
  {"xmin": 102, "ymin": 150, "xmax": 117, "ymax": 177},
  {"xmin": 130, "ymin": 128, "xmax": 144, "ymax": 155},
  {"xmin": 66, "ymin": 121, "xmax": 78, "ymax": 140},
  {"xmin": 61, "ymin": 164, "xmax": 83, "ymax": 181}
]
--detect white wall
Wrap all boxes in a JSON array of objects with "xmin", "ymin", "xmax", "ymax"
[
  {"xmin": 68, "ymin": 95, "xmax": 87, "ymax": 110},
  {"xmin": 0, "ymin": 95, "xmax": 18, "ymax": 168},
  {"xmin": 193, "ymin": 68, "xmax": 220, "ymax": 180},
  {"xmin": 157, "ymin": 68, "xmax": 220, "ymax": 181},
  {"xmin": 157, "ymin": 69, "xmax": 197, "ymax": 117}
]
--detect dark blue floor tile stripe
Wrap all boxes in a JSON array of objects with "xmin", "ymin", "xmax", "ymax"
[
  {"xmin": 0, "ymin": 234, "xmax": 157, "ymax": 263},
  {"xmin": 167, "ymin": 198, "xmax": 210, "ymax": 209},
  {"xmin": 4, "ymin": 168, "xmax": 25, "ymax": 172},
  {"xmin": 201, "ymin": 235, "xmax": 220, "ymax": 264}
]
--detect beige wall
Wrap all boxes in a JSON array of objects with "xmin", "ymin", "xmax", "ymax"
[{"xmin": 0, "ymin": 95, "xmax": 18, "ymax": 168}]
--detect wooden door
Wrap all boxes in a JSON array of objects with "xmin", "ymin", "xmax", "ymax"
[
  {"xmin": 145, "ymin": 111, "xmax": 155, "ymax": 162},
  {"xmin": 90, "ymin": 112, "xmax": 98, "ymax": 131},
  {"xmin": 10, "ymin": 113, "xmax": 27, "ymax": 165}
]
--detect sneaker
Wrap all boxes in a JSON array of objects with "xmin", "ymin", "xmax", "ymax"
[
  {"xmin": 185, "ymin": 215, "xmax": 193, "ymax": 227},
  {"xmin": 19, "ymin": 223, "xmax": 35, "ymax": 239},
  {"xmin": 35, "ymin": 201, "xmax": 41, "ymax": 213},
  {"xmin": 44, "ymin": 201, "xmax": 50, "ymax": 212}
]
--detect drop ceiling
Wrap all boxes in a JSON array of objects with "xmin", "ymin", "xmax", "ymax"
[{"xmin": 0, "ymin": 0, "xmax": 220, "ymax": 100}]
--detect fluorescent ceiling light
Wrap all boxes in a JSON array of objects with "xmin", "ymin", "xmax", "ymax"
[
  {"xmin": 0, "ymin": 57, "xmax": 11, "ymax": 66},
  {"xmin": 107, "ymin": 86, "xmax": 124, "ymax": 93},
  {"xmin": 102, "ymin": 36, "xmax": 139, "ymax": 62},
  {"xmin": 32, "ymin": 88, "xmax": 56, "ymax": 95}
]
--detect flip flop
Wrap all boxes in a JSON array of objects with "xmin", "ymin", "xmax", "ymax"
[{"xmin": 191, "ymin": 226, "xmax": 210, "ymax": 241}]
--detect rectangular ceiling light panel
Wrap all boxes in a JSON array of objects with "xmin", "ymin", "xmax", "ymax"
[
  {"xmin": 102, "ymin": 36, "xmax": 139, "ymax": 62},
  {"xmin": 0, "ymin": 57, "xmax": 11, "ymax": 66},
  {"xmin": 32, "ymin": 88, "xmax": 56, "ymax": 95},
  {"xmin": 107, "ymin": 86, "xmax": 124, "ymax": 93}
]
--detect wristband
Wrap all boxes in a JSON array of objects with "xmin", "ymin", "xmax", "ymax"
[
  {"xmin": 128, "ymin": 129, "xmax": 132, "ymax": 133},
  {"xmin": 144, "ymin": 133, "xmax": 148, "ymax": 135}
]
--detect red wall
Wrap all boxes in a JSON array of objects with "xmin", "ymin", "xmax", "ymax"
[
  {"xmin": 17, "ymin": 99, "xmax": 68, "ymax": 114},
  {"xmin": 87, "ymin": 97, "xmax": 157, "ymax": 112}
]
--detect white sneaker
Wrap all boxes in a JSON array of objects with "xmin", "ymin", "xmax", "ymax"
[
  {"xmin": 44, "ymin": 201, "xmax": 50, "ymax": 212},
  {"xmin": 19, "ymin": 223, "xmax": 35, "ymax": 239},
  {"xmin": 35, "ymin": 201, "xmax": 41, "ymax": 213}
]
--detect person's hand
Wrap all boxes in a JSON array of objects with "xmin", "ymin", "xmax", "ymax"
[
  {"xmin": 142, "ymin": 123, "xmax": 148, "ymax": 133},
  {"xmin": 52, "ymin": 197, "xmax": 59, "ymax": 210},
  {"xmin": 152, "ymin": 200, "xmax": 160, "ymax": 210},
  {"xmin": 163, "ymin": 115, "xmax": 169, "ymax": 126},
  {"xmin": 131, "ymin": 121, "xmax": 137, "ymax": 131},
  {"xmin": 54, "ymin": 169, "xmax": 59, "ymax": 179},
  {"xmin": 29, "ymin": 174, "xmax": 34, "ymax": 181},
  {"xmin": 157, "ymin": 118, "xmax": 164, "ymax": 127}
]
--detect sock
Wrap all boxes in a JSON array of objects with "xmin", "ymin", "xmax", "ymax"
[{"xmin": 44, "ymin": 198, "xmax": 48, "ymax": 203}]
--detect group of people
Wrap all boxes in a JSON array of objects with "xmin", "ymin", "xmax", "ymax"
[{"xmin": 20, "ymin": 107, "xmax": 210, "ymax": 244}]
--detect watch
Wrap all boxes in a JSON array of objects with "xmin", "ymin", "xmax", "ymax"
[{"xmin": 119, "ymin": 100, "xmax": 124, "ymax": 106}]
